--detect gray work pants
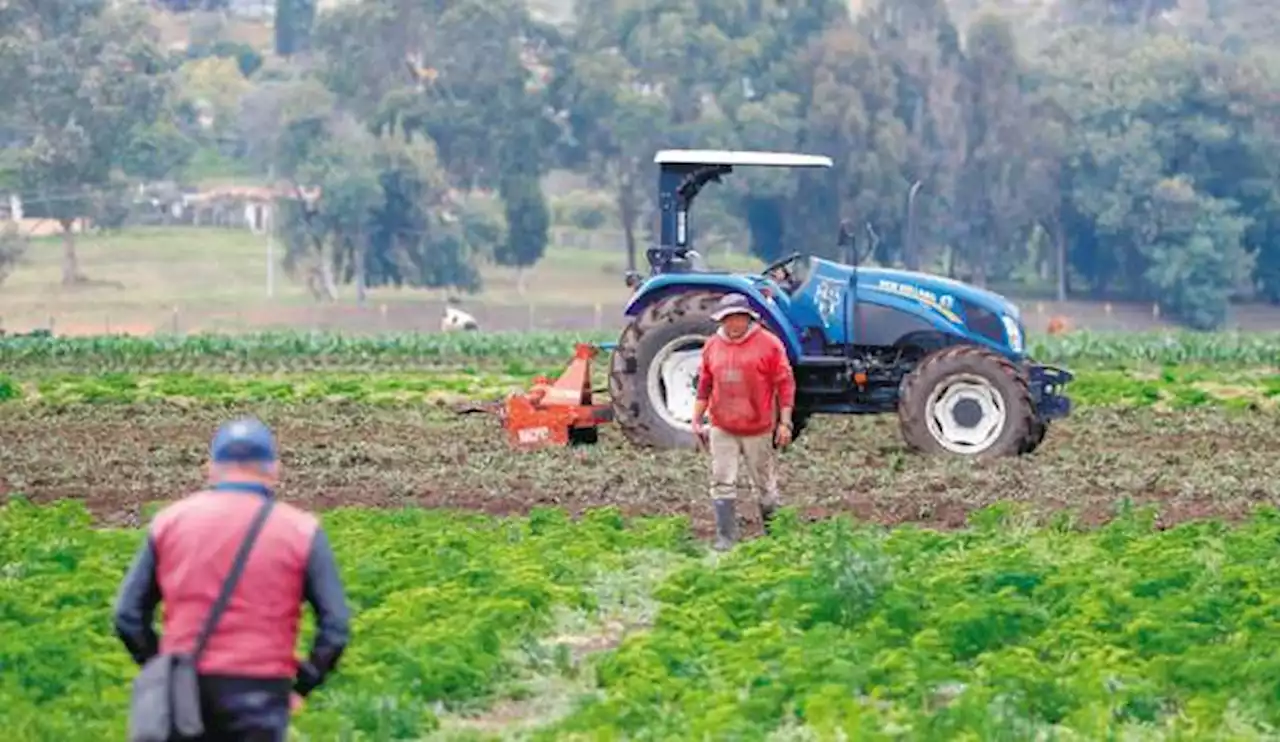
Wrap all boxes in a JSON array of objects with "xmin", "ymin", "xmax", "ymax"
[{"xmin": 708, "ymin": 427, "xmax": 780, "ymax": 504}]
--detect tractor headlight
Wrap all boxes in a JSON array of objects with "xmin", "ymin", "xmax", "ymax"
[{"xmin": 1002, "ymin": 315, "xmax": 1024, "ymax": 354}]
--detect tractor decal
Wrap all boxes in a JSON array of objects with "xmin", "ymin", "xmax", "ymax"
[
  {"xmin": 872, "ymin": 279, "xmax": 963, "ymax": 325},
  {"xmin": 815, "ymin": 277, "xmax": 843, "ymax": 327}
]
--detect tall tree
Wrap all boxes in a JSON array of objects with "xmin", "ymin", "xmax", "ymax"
[
  {"xmin": 561, "ymin": 0, "xmax": 847, "ymax": 262},
  {"xmin": 793, "ymin": 22, "xmax": 909, "ymax": 262},
  {"xmin": 1034, "ymin": 29, "xmax": 1263, "ymax": 325},
  {"xmin": 955, "ymin": 13, "xmax": 1040, "ymax": 287},
  {"xmin": 277, "ymin": 112, "xmax": 488, "ymax": 299},
  {"xmin": 496, "ymin": 176, "xmax": 549, "ymax": 294},
  {"xmin": 0, "ymin": 224, "xmax": 24, "ymax": 288},
  {"xmin": 493, "ymin": 45, "xmax": 552, "ymax": 290},
  {"xmin": 859, "ymin": 0, "xmax": 967, "ymax": 271},
  {"xmin": 549, "ymin": 33, "xmax": 672, "ymax": 272},
  {"xmin": 1142, "ymin": 177, "xmax": 1253, "ymax": 329},
  {"xmin": 0, "ymin": 0, "xmax": 181, "ymax": 285},
  {"xmin": 315, "ymin": 0, "xmax": 557, "ymax": 276},
  {"xmin": 275, "ymin": 0, "xmax": 316, "ymax": 56}
]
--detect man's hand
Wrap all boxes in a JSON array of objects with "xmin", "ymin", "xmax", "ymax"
[
  {"xmin": 774, "ymin": 422, "xmax": 793, "ymax": 448},
  {"xmin": 691, "ymin": 401, "xmax": 709, "ymax": 448},
  {"xmin": 291, "ymin": 692, "xmax": 305, "ymax": 715},
  {"xmin": 692, "ymin": 417, "xmax": 708, "ymax": 449},
  {"xmin": 775, "ymin": 407, "xmax": 794, "ymax": 448}
]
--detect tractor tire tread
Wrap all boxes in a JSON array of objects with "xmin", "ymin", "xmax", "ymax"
[{"xmin": 608, "ymin": 290, "xmax": 726, "ymax": 449}]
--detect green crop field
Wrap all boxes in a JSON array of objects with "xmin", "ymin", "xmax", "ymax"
[{"xmin": 2, "ymin": 330, "xmax": 1279, "ymax": 739}]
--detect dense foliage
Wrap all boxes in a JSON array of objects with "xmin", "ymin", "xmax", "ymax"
[
  {"xmin": 6, "ymin": 498, "xmax": 1280, "ymax": 739},
  {"xmin": 1, "ymin": 330, "xmax": 1278, "ymax": 373},
  {"xmin": 543, "ymin": 506, "xmax": 1280, "ymax": 739},
  {"xmin": 6, "ymin": 0, "xmax": 1280, "ymax": 324}
]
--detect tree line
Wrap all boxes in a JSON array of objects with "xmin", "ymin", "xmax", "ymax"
[{"xmin": 3, "ymin": 0, "xmax": 1280, "ymax": 327}]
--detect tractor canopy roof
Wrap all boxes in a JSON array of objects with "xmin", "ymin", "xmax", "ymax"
[
  {"xmin": 654, "ymin": 149, "xmax": 833, "ymax": 169},
  {"xmin": 654, "ymin": 150, "xmax": 834, "ymax": 259}
]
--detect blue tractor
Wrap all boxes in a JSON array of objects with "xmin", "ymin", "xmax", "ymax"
[{"xmin": 607, "ymin": 150, "xmax": 1074, "ymax": 458}]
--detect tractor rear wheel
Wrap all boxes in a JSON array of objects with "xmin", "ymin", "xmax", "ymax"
[
  {"xmin": 898, "ymin": 345, "xmax": 1034, "ymax": 458},
  {"xmin": 609, "ymin": 290, "xmax": 724, "ymax": 449}
]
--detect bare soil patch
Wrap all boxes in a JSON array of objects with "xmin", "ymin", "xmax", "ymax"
[{"xmin": 4, "ymin": 404, "xmax": 1277, "ymax": 535}]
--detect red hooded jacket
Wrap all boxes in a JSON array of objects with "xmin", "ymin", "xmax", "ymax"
[{"xmin": 696, "ymin": 323, "xmax": 796, "ymax": 436}]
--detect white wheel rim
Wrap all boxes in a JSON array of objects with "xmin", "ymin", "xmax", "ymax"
[
  {"xmin": 645, "ymin": 334, "xmax": 706, "ymax": 431},
  {"xmin": 924, "ymin": 372, "xmax": 1007, "ymax": 455}
]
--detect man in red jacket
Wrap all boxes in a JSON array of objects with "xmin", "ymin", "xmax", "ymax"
[
  {"xmin": 691, "ymin": 293, "xmax": 797, "ymax": 550},
  {"xmin": 114, "ymin": 417, "xmax": 350, "ymax": 741}
]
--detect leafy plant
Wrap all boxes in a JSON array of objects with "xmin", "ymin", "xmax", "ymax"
[
  {"xmin": 0, "ymin": 500, "xmax": 694, "ymax": 741},
  {"xmin": 1, "ymin": 330, "xmax": 1277, "ymax": 374},
  {"xmin": 0, "ymin": 367, "xmax": 1274, "ymax": 410},
  {"xmin": 542, "ymin": 507, "xmax": 1280, "ymax": 739}
]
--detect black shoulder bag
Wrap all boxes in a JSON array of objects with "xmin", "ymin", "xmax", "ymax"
[{"xmin": 128, "ymin": 498, "xmax": 276, "ymax": 742}]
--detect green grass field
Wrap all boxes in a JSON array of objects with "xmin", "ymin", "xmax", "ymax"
[
  {"xmin": 0, "ymin": 227, "xmax": 766, "ymax": 334},
  {"xmin": 7, "ymin": 226, "xmax": 1280, "ymax": 338}
]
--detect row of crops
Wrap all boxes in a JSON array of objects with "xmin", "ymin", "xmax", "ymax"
[
  {"xmin": 1, "ymin": 329, "xmax": 1275, "ymax": 410},
  {"xmin": 2, "ymin": 329, "xmax": 1279, "ymax": 372},
  {"xmin": 0, "ymin": 367, "xmax": 1277, "ymax": 409},
  {"xmin": 7, "ymin": 498, "xmax": 1280, "ymax": 739}
]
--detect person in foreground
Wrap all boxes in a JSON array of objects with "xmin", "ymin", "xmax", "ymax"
[
  {"xmin": 691, "ymin": 293, "xmax": 797, "ymax": 550},
  {"xmin": 113, "ymin": 417, "xmax": 351, "ymax": 741}
]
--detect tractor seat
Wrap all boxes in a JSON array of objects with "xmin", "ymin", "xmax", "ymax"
[
  {"xmin": 666, "ymin": 250, "xmax": 710, "ymax": 273},
  {"xmin": 769, "ymin": 256, "xmax": 810, "ymax": 295}
]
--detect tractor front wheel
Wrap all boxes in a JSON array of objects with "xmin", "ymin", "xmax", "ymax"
[
  {"xmin": 898, "ymin": 345, "xmax": 1034, "ymax": 458},
  {"xmin": 1020, "ymin": 418, "xmax": 1048, "ymax": 454}
]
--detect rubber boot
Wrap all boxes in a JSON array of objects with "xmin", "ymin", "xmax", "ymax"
[
  {"xmin": 759, "ymin": 499, "xmax": 779, "ymax": 536},
  {"xmin": 713, "ymin": 498, "xmax": 738, "ymax": 551}
]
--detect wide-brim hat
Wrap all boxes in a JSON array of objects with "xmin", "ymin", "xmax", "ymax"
[{"xmin": 710, "ymin": 294, "xmax": 760, "ymax": 322}]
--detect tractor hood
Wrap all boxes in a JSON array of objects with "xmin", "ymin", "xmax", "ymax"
[
  {"xmin": 804, "ymin": 259, "xmax": 1027, "ymax": 355},
  {"xmin": 855, "ymin": 267, "xmax": 1021, "ymax": 321}
]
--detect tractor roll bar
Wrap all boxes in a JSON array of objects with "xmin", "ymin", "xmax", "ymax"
[{"xmin": 651, "ymin": 150, "xmax": 834, "ymax": 274}]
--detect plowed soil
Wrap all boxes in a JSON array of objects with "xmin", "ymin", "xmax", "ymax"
[{"xmin": 3, "ymin": 404, "xmax": 1278, "ymax": 535}]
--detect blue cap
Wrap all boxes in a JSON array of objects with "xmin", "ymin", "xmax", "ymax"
[{"xmin": 210, "ymin": 417, "xmax": 278, "ymax": 463}]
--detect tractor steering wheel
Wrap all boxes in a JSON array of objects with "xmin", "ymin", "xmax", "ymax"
[{"xmin": 761, "ymin": 252, "xmax": 803, "ymax": 292}]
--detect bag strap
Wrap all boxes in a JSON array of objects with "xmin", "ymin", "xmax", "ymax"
[{"xmin": 191, "ymin": 497, "xmax": 276, "ymax": 662}]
